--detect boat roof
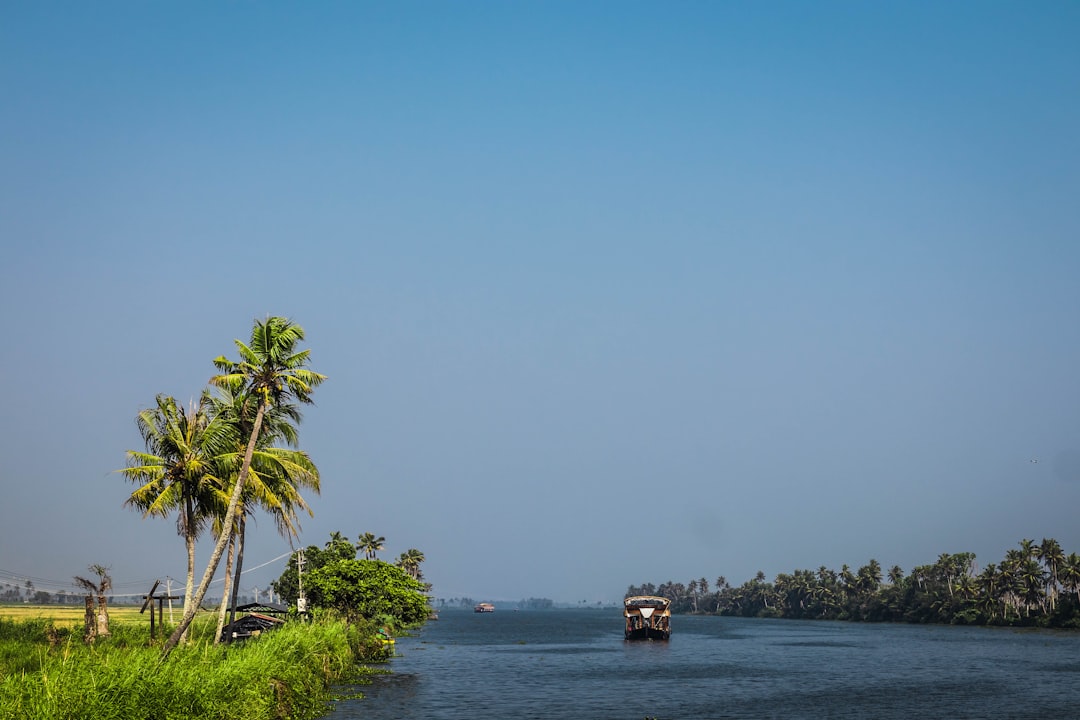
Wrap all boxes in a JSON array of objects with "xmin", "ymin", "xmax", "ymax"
[{"xmin": 624, "ymin": 595, "xmax": 670, "ymax": 607}]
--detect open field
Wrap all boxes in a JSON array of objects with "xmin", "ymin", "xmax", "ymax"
[{"xmin": 0, "ymin": 603, "xmax": 191, "ymax": 625}]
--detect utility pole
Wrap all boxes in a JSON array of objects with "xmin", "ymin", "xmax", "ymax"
[
  {"xmin": 166, "ymin": 577, "xmax": 174, "ymax": 623},
  {"xmin": 253, "ymin": 586, "xmax": 260, "ymax": 604}
]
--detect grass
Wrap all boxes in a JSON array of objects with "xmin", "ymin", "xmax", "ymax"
[{"xmin": 0, "ymin": 611, "xmax": 390, "ymax": 720}]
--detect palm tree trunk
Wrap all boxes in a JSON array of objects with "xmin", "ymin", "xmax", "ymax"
[
  {"xmin": 183, "ymin": 493, "xmax": 196, "ymax": 644},
  {"xmin": 163, "ymin": 401, "xmax": 265, "ymax": 657},
  {"xmin": 214, "ymin": 532, "xmax": 236, "ymax": 644},
  {"xmin": 228, "ymin": 515, "xmax": 247, "ymax": 630}
]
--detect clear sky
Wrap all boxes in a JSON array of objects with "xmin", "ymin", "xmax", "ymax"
[{"xmin": 2, "ymin": 1, "xmax": 1079, "ymax": 605}]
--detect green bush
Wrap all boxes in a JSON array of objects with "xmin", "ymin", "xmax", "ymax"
[{"xmin": 305, "ymin": 559, "xmax": 429, "ymax": 625}]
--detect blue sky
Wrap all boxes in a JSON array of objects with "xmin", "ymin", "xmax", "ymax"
[{"xmin": 2, "ymin": 1, "xmax": 1079, "ymax": 604}]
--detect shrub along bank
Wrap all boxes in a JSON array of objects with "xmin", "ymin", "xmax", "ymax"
[{"xmin": 0, "ymin": 614, "xmax": 390, "ymax": 720}]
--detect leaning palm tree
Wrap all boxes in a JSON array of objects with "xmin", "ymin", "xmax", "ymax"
[
  {"xmin": 209, "ymin": 390, "xmax": 320, "ymax": 642},
  {"xmin": 358, "ymin": 532, "xmax": 386, "ymax": 560},
  {"xmin": 214, "ymin": 443, "xmax": 320, "ymax": 640},
  {"xmin": 121, "ymin": 393, "xmax": 234, "ymax": 636},
  {"xmin": 164, "ymin": 316, "xmax": 325, "ymax": 656}
]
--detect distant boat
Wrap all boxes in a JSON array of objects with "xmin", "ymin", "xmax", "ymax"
[
  {"xmin": 474, "ymin": 603, "xmax": 495, "ymax": 613},
  {"xmin": 624, "ymin": 596, "xmax": 671, "ymax": 641}
]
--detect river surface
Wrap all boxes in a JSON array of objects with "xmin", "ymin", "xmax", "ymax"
[{"xmin": 336, "ymin": 609, "xmax": 1080, "ymax": 719}]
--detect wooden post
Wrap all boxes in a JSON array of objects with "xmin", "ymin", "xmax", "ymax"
[{"xmin": 140, "ymin": 580, "xmax": 161, "ymax": 641}]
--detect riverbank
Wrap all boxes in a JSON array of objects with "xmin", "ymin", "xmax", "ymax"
[{"xmin": 0, "ymin": 614, "xmax": 389, "ymax": 720}]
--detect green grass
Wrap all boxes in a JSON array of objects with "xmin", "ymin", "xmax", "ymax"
[{"xmin": 0, "ymin": 614, "xmax": 390, "ymax": 720}]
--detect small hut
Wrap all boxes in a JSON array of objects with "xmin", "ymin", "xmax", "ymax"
[{"xmin": 220, "ymin": 602, "xmax": 289, "ymax": 642}]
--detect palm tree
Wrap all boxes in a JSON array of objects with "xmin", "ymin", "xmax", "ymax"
[
  {"xmin": 1017, "ymin": 558, "xmax": 1047, "ymax": 617},
  {"xmin": 210, "ymin": 390, "xmax": 320, "ymax": 641},
  {"xmin": 395, "ymin": 548, "xmax": 426, "ymax": 580},
  {"xmin": 686, "ymin": 579, "xmax": 699, "ymax": 613},
  {"xmin": 996, "ymin": 557, "xmax": 1021, "ymax": 621},
  {"xmin": 214, "ymin": 441, "xmax": 320, "ymax": 640},
  {"xmin": 976, "ymin": 563, "xmax": 1000, "ymax": 622},
  {"xmin": 164, "ymin": 316, "xmax": 325, "ymax": 656},
  {"xmin": 358, "ymin": 532, "xmax": 386, "ymax": 560},
  {"xmin": 1061, "ymin": 553, "xmax": 1080, "ymax": 605},
  {"xmin": 1018, "ymin": 538, "xmax": 1037, "ymax": 560},
  {"xmin": 121, "ymin": 393, "xmax": 234, "ymax": 633},
  {"xmin": 1036, "ymin": 538, "xmax": 1065, "ymax": 611},
  {"xmin": 857, "ymin": 559, "xmax": 883, "ymax": 594}
]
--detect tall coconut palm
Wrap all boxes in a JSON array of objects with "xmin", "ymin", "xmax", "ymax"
[
  {"xmin": 209, "ymin": 390, "xmax": 320, "ymax": 640},
  {"xmin": 977, "ymin": 563, "xmax": 1000, "ymax": 622},
  {"xmin": 1036, "ymin": 538, "xmax": 1065, "ymax": 611},
  {"xmin": 1061, "ymin": 553, "xmax": 1080, "ymax": 605},
  {"xmin": 214, "ymin": 439, "xmax": 320, "ymax": 641},
  {"xmin": 395, "ymin": 548, "xmax": 426, "ymax": 580},
  {"xmin": 358, "ymin": 532, "xmax": 386, "ymax": 560},
  {"xmin": 1017, "ymin": 558, "xmax": 1047, "ymax": 616},
  {"xmin": 121, "ymin": 393, "xmax": 234, "ymax": 633},
  {"xmin": 164, "ymin": 316, "xmax": 325, "ymax": 656},
  {"xmin": 857, "ymin": 559, "xmax": 883, "ymax": 594}
]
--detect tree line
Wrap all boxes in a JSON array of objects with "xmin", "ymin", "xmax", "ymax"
[{"xmin": 626, "ymin": 538, "xmax": 1080, "ymax": 628}]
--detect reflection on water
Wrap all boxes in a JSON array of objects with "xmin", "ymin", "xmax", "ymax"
[{"xmin": 336, "ymin": 610, "xmax": 1080, "ymax": 719}]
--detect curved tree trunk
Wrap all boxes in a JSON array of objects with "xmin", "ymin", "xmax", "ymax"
[{"xmin": 164, "ymin": 402, "xmax": 265, "ymax": 657}]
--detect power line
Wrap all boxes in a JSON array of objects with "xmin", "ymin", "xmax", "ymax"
[{"xmin": 0, "ymin": 552, "xmax": 295, "ymax": 598}]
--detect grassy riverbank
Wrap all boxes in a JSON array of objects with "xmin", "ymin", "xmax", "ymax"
[{"xmin": 0, "ymin": 613, "xmax": 389, "ymax": 720}]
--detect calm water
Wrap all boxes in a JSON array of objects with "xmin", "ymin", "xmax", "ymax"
[{"xmin": 337, "ymin": 609, "xmax": 1080, "ymax": 719}]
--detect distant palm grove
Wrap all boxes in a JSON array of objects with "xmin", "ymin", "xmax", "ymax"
[{"xmin": 627, "ymin": 538, "xmax": 1080, "ymax": 628}]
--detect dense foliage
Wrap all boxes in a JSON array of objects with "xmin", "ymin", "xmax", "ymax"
[
  {"xmin": 627, "ymin": 538, "xmax": 1080, "ymax": 628},
  {"xmin": 273, "ymin": 532, "xmax": 431, "ymax": 625},
  {"xmin": 307, "ymin": 560, "xmax": 429, "ymax": 624}
]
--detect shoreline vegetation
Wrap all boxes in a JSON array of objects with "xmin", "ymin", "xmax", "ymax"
[
  {"xmin": 0, "ymin": 318, "xmax": 433, "ymax": 720},
  {"xmin": 628, "ymin": 537, "xmax": 1080, "ymax": 628},
  {"xmin": 0, "ymin": 612, "xmax": 393, "ymax": 720}
]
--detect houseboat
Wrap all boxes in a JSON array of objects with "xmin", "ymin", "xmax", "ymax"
[
  {"xmin": 624, "ymin": 595, "xmax": 671, "ymax": 640},
  {"xmin": 474, "ymin": 602, "xmax": 495, "ymax": 613}
]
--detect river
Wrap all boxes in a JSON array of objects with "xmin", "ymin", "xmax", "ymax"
[{"xmin": 336, "ymin": 608, "xmax": 1080, "ymax": 719}]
